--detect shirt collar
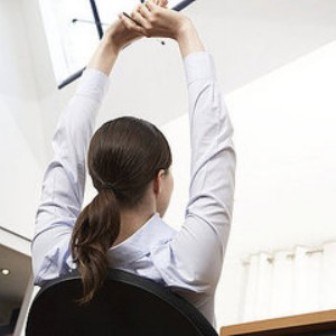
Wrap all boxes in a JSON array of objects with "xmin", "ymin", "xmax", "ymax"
[{"xmin": 107, "ymin": 213, "xmax": 176, "ymax": 265}]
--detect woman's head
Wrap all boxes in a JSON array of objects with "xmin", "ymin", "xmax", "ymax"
[
  {"xmin": 71, "ymin": 116, "xmax": 172, "ymax": 303},
  {"xmin": 88, "ymin": 116, "xmax": 172, "ymax": 209}
]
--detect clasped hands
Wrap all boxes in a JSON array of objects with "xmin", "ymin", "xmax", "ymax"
[{"xmin": 107, "ymin": 0, "xmax": 191, "ymax": 52}]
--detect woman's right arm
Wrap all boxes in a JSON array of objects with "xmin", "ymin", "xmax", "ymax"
[{"xmin": 123, "ymin": 3, "xmax": 236, "ymax": 293}]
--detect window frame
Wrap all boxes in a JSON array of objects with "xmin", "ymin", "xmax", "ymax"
[{"xmin": 42, "ymin": 0, "xmax": 196, "ymax": 89}]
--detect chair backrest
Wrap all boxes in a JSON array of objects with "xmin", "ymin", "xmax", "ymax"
[{"xmin": 26, "ymin": 269, "xmax": 218, "ymax": 336}]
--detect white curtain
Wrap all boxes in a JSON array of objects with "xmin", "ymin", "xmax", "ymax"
[{"xmin": 241, "ymin": 241, "xmax": 336, "ymax": 322}]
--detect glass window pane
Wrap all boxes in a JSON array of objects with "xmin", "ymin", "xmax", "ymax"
[
  {"xmin": 39, "ymin": 0, "xmax": 192, "ymax": 86},
  {"xmin": 95, "ymin": 0, "xmax": 141, "ymax": 28},
  {"xmin": 168, "ymin": 0, "xmax": 184, "ymax": 9},
  {"xmin": 40, "ymin": 0, "xmax": 100, "ymax": 83},
  {"xmin": 96, "ymin": 0, "xmax": 186, "ymax": 26}
]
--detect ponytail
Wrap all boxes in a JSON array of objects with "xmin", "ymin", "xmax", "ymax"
[
  {"xmin": 71, "ymin": 189, "xmax": 120, "ymax": 304},
  {"xmin": 71, "ymin": 116, "xmax": 172, "ymax": 303}
]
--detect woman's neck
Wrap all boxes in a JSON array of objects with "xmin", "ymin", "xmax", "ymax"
[{"xmin": 113, "ymin": 207, "xmax": 155, "ymax": 246}]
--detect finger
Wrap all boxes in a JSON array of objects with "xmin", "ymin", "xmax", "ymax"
[
  {"xmin": 145, "ymin": 0, "xmax": 156, "ymax": 11},
  {"xmin": 123, "ymin": 11, "xmax": 141, "ymax": 26},
  {"xmin": 119, "ymin": 14, "xmax": 146, "ymax": 35},
  {"xmin": 158, "ymin": 0, "xmax": 168, "ymax": 7},
  {"xmin": 131, "ymin": 10, "xmax": 151, "ymax": 29},
  {"xmin": 138, "ymin": 4, "xmax": 151, "ymax": 19}
]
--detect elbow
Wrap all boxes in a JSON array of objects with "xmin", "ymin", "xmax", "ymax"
[
  {"xmin": 31, "ymin": 238, "xmax": 73, "ymax": 286},
  {"xmin": 31, "ymin": 242, "xmax": 48, "ymax": 286},
  {"xmin": 31, "ymin": 257, "xmax": 46, "ymax": 286}
]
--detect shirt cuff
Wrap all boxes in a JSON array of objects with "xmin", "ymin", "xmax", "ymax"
[
  {"xmin": 183, "ymin": 52, "xmax": 216, "ymax": 84},
  {"xmin": 76, "ymin": 68, "xmax": 110, "ymax": 102}
]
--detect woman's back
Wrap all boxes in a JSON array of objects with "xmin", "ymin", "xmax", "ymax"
[{"xmin": 31, "ymin": 2, "xmax": 235, "ymax": 326}]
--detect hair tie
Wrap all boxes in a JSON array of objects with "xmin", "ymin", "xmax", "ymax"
[{"xmin": 100, "ymin": 183, "xmax": 115, "ymax": 193}]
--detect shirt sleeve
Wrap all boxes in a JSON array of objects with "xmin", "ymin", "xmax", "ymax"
[
  {"xmin": 32, "ymin": 69, "xmax": 109, "ymax": 285},
  {"xmin": 152, "ymin": 52, "xmax": 236, "ymax": 294}
]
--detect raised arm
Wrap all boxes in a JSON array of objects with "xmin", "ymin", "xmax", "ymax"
[
  {"xmin": 123, "ymin": 3, "xmax": 236, "ymax": 293},
  {"xmin": 32, "ymin": 20, "xmax": 141, "ymax": 284}
]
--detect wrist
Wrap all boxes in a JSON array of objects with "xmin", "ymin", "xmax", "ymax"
[
  {"xmin": 87, "ymin": 33, "xmax": 119, "ymax": 75},
  {"xmin": 175, "ymin": 20, "xmax": 205, "ymax": 58},
  {"xmin": 102, "ymin": 30, "xmax": 121, "ymax": 56},
  {"xmin": 175, "ymin": 18, "xmax": 193, "ymax": 41}
]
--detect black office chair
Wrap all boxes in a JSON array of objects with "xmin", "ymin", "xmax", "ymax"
[{"xmin": 26, "ymin": 269, "xmax": 218, "ymax": 336}]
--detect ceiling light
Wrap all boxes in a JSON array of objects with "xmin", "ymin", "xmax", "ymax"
[{"xmin": 1, "ymin": 268, "xmax": 10, "ymax": 276}]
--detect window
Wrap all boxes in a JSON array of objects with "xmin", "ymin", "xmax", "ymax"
[{"xmin": 39, "ymin": 0, "xmax": 192, "ymax": 88}]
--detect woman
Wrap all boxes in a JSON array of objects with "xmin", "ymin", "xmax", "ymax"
[{"xmin": 32, "ymin": 0, "xmax": 236, "ymax": 326}]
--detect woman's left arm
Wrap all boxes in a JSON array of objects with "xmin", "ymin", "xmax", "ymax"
[{"xmin": 32, "ymin": 21, "xmax": 139, "ymax": 284}]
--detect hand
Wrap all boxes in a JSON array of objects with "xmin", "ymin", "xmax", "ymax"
[
  {"xmin": 151, "ymin": 0, "xmax": 169, "ymax": 8},
  {"xmin": 105, "ymin": 0, "xmax": 169, "ymax": 52},
  {"xmin": 104, "ymin": 18, "xmax": 142, "ymax": 53},
  {"xmin": 87, "ymin": 15, "xmax": 143, "ymax": 73},
  {"xmin": 120, "ymin": 1, "xmax": 192, "ymax": 41}
]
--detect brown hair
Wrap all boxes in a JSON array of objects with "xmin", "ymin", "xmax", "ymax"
[{"xmin": 71, "ymin": 117, "xmax": 172, "ymax": 303}]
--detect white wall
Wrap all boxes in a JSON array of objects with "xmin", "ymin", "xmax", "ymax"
[
  {"xmin": 162, "ymin": 40, "xmax": 336, "ymax": 327},
  {"xmin": 0, "ymin": 0, "xmax": 45, "ymax": 245}
]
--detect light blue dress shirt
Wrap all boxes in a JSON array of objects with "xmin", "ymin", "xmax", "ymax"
[{"xmin": 32, "ymin": 52, "xmax": 236, "ymax": 325}]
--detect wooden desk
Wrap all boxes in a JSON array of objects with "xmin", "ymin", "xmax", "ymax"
[{"xmin": 220, "ymin": 310, "xmax": 336, "ymax": 336}]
